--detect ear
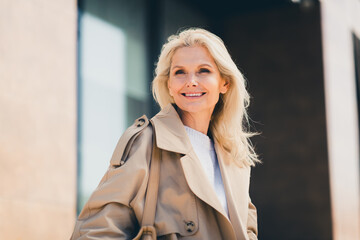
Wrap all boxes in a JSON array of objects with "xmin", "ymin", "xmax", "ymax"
[{"xmin": 220, "ymin": 79, "xmax": 229, "ymax": 94}]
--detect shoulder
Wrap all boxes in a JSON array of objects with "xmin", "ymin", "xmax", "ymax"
[{"xmin": 109, "ymin": 115, "xmax": 153, "ymax": 166}]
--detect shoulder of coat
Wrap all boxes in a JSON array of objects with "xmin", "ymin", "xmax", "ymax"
[{"xmin": 110, "ymin": 115, "xmax": 152, "ymax": 166}]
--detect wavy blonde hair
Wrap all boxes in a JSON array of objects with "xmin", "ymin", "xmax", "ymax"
[{"xmin": 152, "ymin": 28, "xmax": 260, "ymax": 167}]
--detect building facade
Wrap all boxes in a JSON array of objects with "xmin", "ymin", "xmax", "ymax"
[{"xmin": 0, "ymin": 0, "xmax": 359, "ymax": 239}]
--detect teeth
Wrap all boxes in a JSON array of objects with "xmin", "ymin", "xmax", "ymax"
[{"xmin": 185, "ymin": 93, "xmax": 203, "ymax": 97}]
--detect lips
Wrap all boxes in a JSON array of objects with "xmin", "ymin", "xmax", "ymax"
[{"xmin": 181, "ymin": 92, "xmax": 206, "ymax": 97}]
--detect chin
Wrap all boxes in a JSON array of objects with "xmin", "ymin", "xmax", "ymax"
[{"xmin": 177, "ymin": 103, "xmax": 213, "ymax": 115}]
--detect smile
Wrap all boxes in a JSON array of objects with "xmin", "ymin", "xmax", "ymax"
[{"xmin": 181, "ymin": 92, "xmax": 206, "ymax": 97}]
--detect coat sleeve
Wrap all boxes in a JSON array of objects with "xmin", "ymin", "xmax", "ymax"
[
  {"xmin": 70, "ymin": 125, "xmax": 153, "ymax": 240},
  {"xmin": 247, "ymin": 195, "xmax": 258, "ymax": 240}
]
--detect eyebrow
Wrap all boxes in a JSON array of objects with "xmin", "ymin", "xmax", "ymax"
[{"xmin": 171, "ymin": 63, "xmax": 213, "ymax": 70}]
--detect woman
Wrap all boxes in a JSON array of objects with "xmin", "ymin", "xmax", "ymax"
[{"xmin": 71, "ymin": 28, "xmax": 260, "ymax": 240}]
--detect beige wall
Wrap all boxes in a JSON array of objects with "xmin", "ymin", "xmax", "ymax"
[
  {"xmin": 0, "ymin": 0, "xmax": 77, "ymax": 239},
  {"xmin": 321, "ymin": 0, "xmax": 360, "ymax": 239}
]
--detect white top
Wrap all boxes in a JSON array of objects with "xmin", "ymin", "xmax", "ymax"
[{"xmin": 184, "ymin": 126, "xmax": 229, "ymax": 217}]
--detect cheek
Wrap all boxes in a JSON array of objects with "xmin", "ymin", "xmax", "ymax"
[
  {"xmin": 168, "ymin": 78, "xmax": 181, "ymax": 93},
  {"xmin": 168, "ymin": 82, "xmax": 179, "ymax": 98},
  {"xmin": 167, "ymin": 79, "xmax": 173, "ymax": 95}
]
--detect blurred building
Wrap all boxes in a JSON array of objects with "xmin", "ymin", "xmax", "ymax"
[{"xmin": 0, "ymin": 0, "xmax": 359, "ymax": 239}]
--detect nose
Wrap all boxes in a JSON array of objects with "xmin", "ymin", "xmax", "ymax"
[{"xmin": 186, "ymin": 74, "xmax": 198, "ymax": 87}]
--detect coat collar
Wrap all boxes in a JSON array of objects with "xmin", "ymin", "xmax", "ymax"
[
  {"xmin": 151, "ymin": 103, "xmax": 248, "ymax": 240},
  {"xmin": 150, "ymin": 103, "xmax": 192, "ymax": 155}
]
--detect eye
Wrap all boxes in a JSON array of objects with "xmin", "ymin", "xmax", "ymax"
[
  {"xmin": 175, "ymin": 69, "xmax": 185, "ymax": 75},
  {"xmin": 199, "ymin": 68, "xmax": 210, "ymax": 73}
]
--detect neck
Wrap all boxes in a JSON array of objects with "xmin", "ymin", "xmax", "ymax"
[{"xmin": 176, "ymin": 108, "xmax": 212, "ymax": 135}]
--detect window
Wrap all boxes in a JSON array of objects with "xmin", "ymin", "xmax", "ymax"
[{"xmin": 77, "ymin": 0, "xmax": 149, "ymax": 213}]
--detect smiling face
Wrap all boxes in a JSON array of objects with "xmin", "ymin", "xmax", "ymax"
[{"xmin": 167, "ymin": 46, "xmax": 229, "ymax": 120}]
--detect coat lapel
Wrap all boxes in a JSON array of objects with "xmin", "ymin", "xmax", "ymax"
[
  {"xmin": 151, "ymin": 104, "xmax": 238, "ymax": 239},
  {"xmin": 179, "ymin": 152, "xmax": 229, "ymax": 218},
  {"xmin": 215, "ymin": 140, "xmax": 250, "ymax": 240}
]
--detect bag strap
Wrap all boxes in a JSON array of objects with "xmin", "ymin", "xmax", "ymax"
[{"xmin": 141, "ymin": 119, "xmax": 160, "ymax": 231}]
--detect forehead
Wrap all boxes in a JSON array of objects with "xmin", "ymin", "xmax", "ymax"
[{"xmin": 171, "ymin": 46, "xmax": 215, "ymax": 67}]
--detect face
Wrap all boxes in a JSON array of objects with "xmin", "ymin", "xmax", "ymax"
[{"xmin": 168, "ymin": 46, "xmax": 229, "ymax": 118}]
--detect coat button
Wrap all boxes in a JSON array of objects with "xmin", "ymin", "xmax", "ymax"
[
  {"xmin": 184, "ymin": 221, "xmax": 195, "ymax": 233},
  {"xmin": 136, "ymin": 118, "xmax": 145, "ymax": 127}
]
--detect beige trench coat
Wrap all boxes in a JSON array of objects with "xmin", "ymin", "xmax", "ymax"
[{"xmin": 71, "ymin": 104, "xmax": 258, "ymax": 240}]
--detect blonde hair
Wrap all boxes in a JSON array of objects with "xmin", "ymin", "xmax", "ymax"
[{"xmin": 152, "ymin": 28, "xmax": 260, "ymax": 167}]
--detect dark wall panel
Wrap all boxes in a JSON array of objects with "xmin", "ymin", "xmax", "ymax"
[{"xmin": 223, "ymin": 4, "xmax": 332, "ymax": 239}]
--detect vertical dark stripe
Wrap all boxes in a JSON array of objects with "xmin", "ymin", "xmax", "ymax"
[
  {"xmin": 146, "ymin": 0, "xmax": 163, "ymax": 117},
  {"xmin": 353, "ymin": 33, "xmax": 360, "ymax": 180},
  {"xmin": 76, "ymin": 0, "xmax": 84, "ymax": 216}
]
